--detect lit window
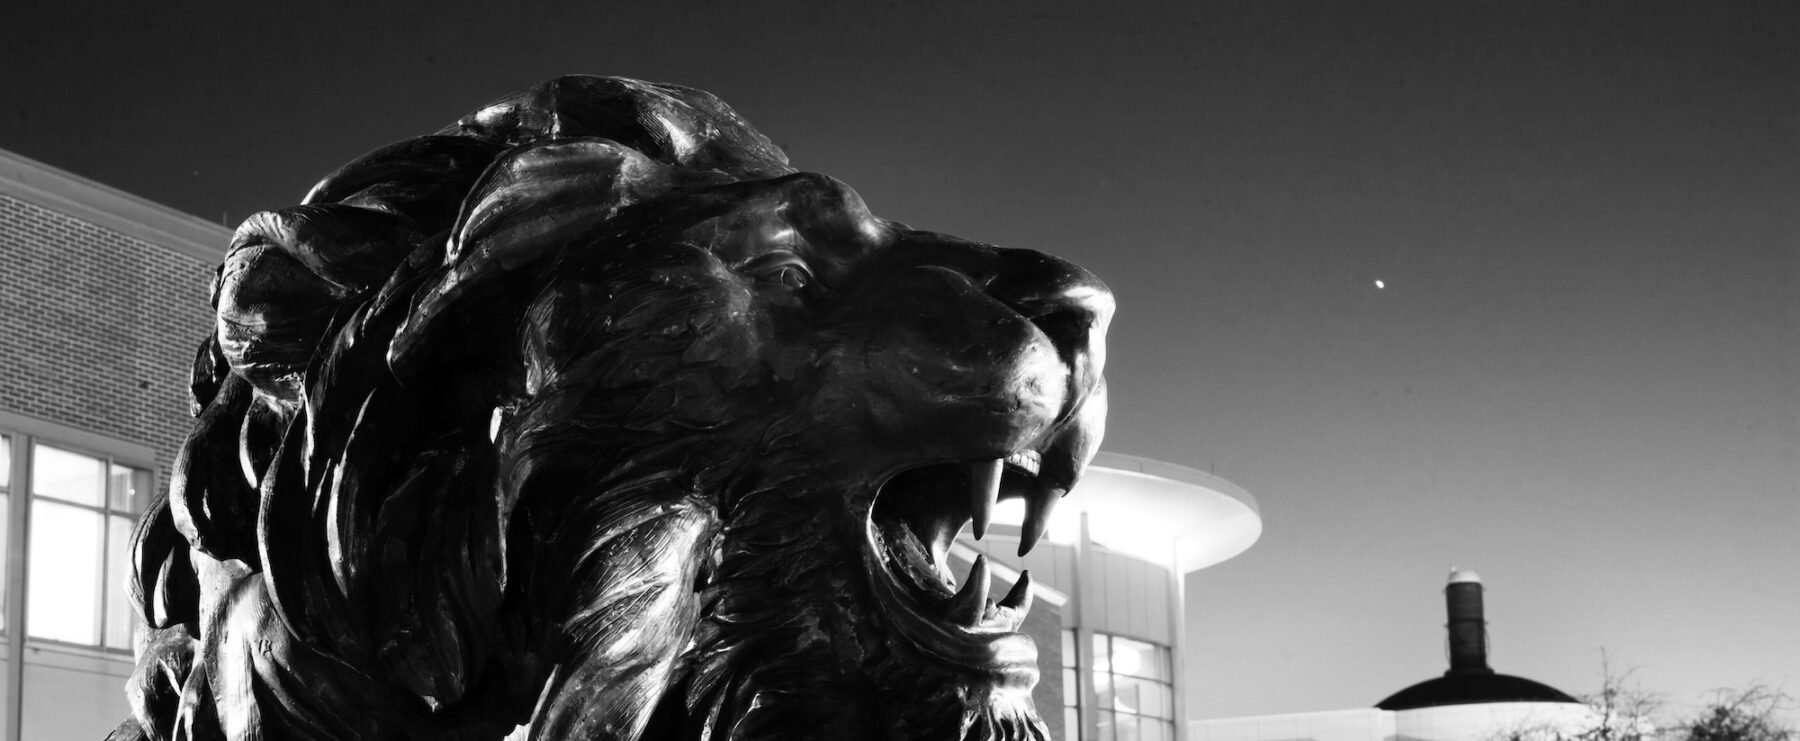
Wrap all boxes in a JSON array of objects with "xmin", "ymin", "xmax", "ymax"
[
  {"xmin": 0, "ymin": 434, "xmax": 9, "ymax": 629},
  {"xmin": 1091, "ymin": 633, "xmax": 1175, "ymax": 741},
  {"xmin": 1063, "ymin": 629, "xmax": 1081, "ymax": 739},
  {"xmin": 26, "ymin": 443, "xmax": 148, "ymax": 650}
]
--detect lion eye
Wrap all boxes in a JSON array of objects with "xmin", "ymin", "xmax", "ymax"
[
  {"xmin": 749, "ymin": 255, "xmax": 815, "ymax": 291},
  {"xmin": 770, "ymin": 264, "xmax": 811, "ymax": 289}
]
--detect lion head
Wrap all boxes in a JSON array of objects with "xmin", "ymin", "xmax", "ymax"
[{"xmin": 117, "ymin": 76, "xmax": 1111, "ymax": 741}]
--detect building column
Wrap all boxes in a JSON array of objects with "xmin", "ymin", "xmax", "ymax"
[
  {"xmin": 1169, "ymin": 538, "xmax": 1189, "ymax": 741},
  {"xmin": 5, "ymin": 433, "xmax": 30, "ymax": 741},
  {"xmin": 1075, "ymin": 512, "xmax": 1099, "ymax": 741}
]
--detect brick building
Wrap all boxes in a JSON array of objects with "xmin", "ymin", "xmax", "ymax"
[{"xmin": 0, "ymin": 147, "xmax": 225, "ymax": 739}]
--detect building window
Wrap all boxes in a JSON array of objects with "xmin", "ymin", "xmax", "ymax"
[
  {"xmin": 1063, "ymin": 629, "xmax": 1082, "ymax": 739},
  {"xmin": 0, "ymin": 433, "xmax": 9, "ymax": 629},
  {"xmin": 4, "ymin": 436, "xmax": 150, "ymax": 651},
  {"xmin": 1091, "ymin": 633, "xmax": 1175, "ymax": 741}
]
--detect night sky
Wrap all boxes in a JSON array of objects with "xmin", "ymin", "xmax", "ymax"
[{"xmin": 5, "ymin": 0, "xmax": 1796, "ymax": 725}]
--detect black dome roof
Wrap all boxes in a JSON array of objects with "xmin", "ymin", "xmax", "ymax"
[{"xmin": 1376, "ymin": 671, "xmax": 1580, "ymax": 711}]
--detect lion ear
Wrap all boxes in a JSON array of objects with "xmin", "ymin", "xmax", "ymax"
[{"xmin": 388, "ymin": 138, "xmax": 678, "ymax": 383}]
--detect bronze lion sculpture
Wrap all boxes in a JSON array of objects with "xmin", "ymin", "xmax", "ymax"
[{"xmin": 115, "ymin": 76, "xmax": 1111, "ymax": 741}]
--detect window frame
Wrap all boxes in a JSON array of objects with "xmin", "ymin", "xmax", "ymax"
[
  {"xmin": 1063, "ymin": 628, "xmax": 1083, "ymax": 741},
  {"xmin": 1089, "ymin": 631, "xmax": 1178, "ymax": 741},
  {"xmin": 0, "ymin": 410, "xmax": 158, "ymax": 657}
]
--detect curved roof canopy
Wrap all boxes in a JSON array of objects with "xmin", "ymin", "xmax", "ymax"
[{"xmin": 988, "ymin": 452, "xmax": 1262, "ymax": 570}]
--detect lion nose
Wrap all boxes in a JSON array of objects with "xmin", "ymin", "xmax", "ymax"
[{"xmin": 986, "ymin": 248, "xmax": 1114, "ymax": 373}]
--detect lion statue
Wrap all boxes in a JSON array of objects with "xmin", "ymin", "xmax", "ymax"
[{"xmin": 113, "ymin": 76, "xmax": 1112, "ymax": 741}]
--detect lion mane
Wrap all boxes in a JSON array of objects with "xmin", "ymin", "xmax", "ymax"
[{"xmin": 113, "ymin": 76, "xmax": 1112, "ymax": 741}]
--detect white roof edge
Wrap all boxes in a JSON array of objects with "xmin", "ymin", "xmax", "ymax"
[
  {"xmin": 1072, "ymin": 452, "xmax": 1263, "ymax": 571},
  {"xmin": 1089, "ymin": 451, "xmax": 1259, "ymax": 516},
  {"xmin": 0, "ymin": 147, "xmax": 231, "ymax": 263}
]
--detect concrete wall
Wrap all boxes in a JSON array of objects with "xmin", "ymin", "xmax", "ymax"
[
  {"xmin": 1194, "ymin": 703, "xmax": 1597, "ymax": 741},
  {"xmin": 12, "ymin": 644, "xmax": 137, "ymax": 740},
  {"xmin": 1194, "ymin": 708, "xmax": 1396, "ymax": 741},
  {"xmin": 1393, "ymin": 702, "xmax": 1595, "ymax": 741}
]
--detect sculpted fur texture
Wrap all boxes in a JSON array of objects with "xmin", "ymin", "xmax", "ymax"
[{"xmin": 113, "ymin": 76, "xmax": 1112, "ymax": 741}]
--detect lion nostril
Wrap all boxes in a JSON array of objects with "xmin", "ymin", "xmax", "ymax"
[
  {"xmin": 985, "ymin": 249, "xmax": 1113, "ymax": 344},
  {"xmin": 1024, "ymin": 303, "xmax": 1095, "ymax": 366},
  {"xmin": 993, "ymin": 281, "xmax": 1111, "ymax": 365}
]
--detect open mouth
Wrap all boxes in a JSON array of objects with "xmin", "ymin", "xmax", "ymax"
[{"xmin": 868, "ymin": 449, "xmax": 1067, "ymax": 635}]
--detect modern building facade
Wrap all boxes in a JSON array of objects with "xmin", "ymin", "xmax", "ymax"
[{"xmin": 957, "ymin": 453, "xmax": 1263, "ymax": 741}]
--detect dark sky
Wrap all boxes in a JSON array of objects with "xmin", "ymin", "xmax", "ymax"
[{"xmin": 6, "ymin": 0, "xmax": 1797, "ymax": 724}]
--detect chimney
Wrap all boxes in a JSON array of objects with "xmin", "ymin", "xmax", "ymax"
[{"xmin": 1445, "ymin": 568, "xmax": 1492, "ymax": 675}]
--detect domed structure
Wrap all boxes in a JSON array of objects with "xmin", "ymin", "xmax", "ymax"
[
  {"xmin": 1376, "ymin": 673, "xmax": 1580, "ymax": 711},
  {"xmin": 1370, "ymin": 570, "xmax": 1590, "ymax": 741},
  {"xmin": 1375, "ymin": 569, "xmax": 1579, "ymax": 710},
  {"xmin": 1194, "ymin": 569, "xmax": 1591, "ymax": 741}
]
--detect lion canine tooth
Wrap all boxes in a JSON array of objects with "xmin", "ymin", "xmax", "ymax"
[
  {"xmin": 968, "ymin": 458, "xmax": 1003, "ymax": 539},
  {"xmin": 949, "ymin": 555, "xmax": 991, "ymax": 625},
  {"xmin": 998, "ymin": 570, "xmax": 1034, "ymax": 618},
  {"xmin": 1017, "ymin": 486, "xmax": 1064, "ymax": 557}
]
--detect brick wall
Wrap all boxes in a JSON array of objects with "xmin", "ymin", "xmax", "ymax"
[{"xmin": 0, "ymin": 192, "xmax": 218, "ymax": 474}]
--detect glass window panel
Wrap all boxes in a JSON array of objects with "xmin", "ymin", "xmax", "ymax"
[
  {"xmin": 1092, "ymin": 633, "xmax": 1111, "ymax": 674},
  {"xmin": 1141, "ymin": 719, "xmax": 1169, "ymax": 741},
  {"xmin": 109, "ymin": 464, "xmax": 151, "ymax": 513},
  {"xmin": 1063, "ymin": 667, "xmax": 1079, "ymax": 707},
  {"xmin": 1061, "ymin": 629, "xmax": 1077, "ymax": 668},
  {"xmin": 1096, "ymin": 709, "xmax": 1116, "ymax": 741},
  {"xmin": 1115, "ymin": 713, "xmax": 1140, "ymax": 741},
  {"xmin": 1112, "ymin": 676, "xmax": 1143, "ymax": 715},
  {"xmin": 0, "ymin": 491, "xmax": 7, "ymax": 631},
  {"xmin": 1112, "ymin": 636, "xmax": 1156, "ymax": 678},
  {"xmin": 1093, "ymin": 683, "xmax": 1115, "ymax": 711},
  {"xmin": 34, "ymin": 445, "xmax": 105, "ymax": 506},
  {"xmin": 28, "ymin": 500, "xmax": 103, "ymax": 643},
  {"xmin": 104, "ymin": 515, "xmax": 136, "ymax": 649},
  {"xmin": 1139, "ymin": 681, "xmax": 1171, "ymax": 719},
  {"xmin": 1064, "ymin": 708, "xmax": 1081, "ymax": 741},
  {"xmin": 1, "ymin": 435, "xmax": 8, "ymax": 631}
]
